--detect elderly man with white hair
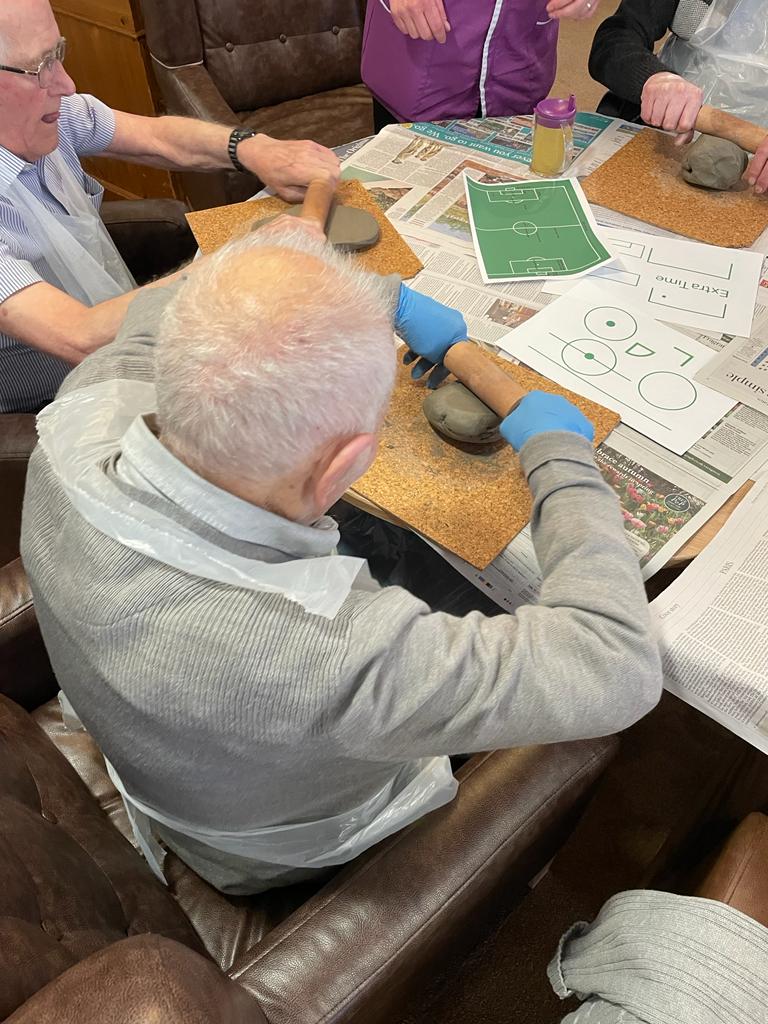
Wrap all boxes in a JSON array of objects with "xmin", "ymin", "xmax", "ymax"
[
  {"xmin": 21, "ymin": 224, "xmax": 662, "ymax": 895},
  {"xmin": 0, "ymin": 0, "xmax": 339, "ymax": 413}
]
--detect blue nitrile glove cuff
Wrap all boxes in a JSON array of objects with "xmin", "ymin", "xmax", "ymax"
[
  {"xmin": 500, "ymin": 391, "xmax": 595, "ymax": 453},
  {"xmin": 394, "ymin": 283, "xmax": 468, "ymax": 365}
]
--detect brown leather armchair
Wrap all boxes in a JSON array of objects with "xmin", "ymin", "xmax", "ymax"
[
  {"xmin": 138, "ymin": 0, "xmax": 374, "ymax": 209},
  {"xmin": 0, "ymin": 564, "xmax": 618, "ymax": 1023},
  {"xmin": 696, "ymin": 812, "xmax": 768, "ymax": 926}
]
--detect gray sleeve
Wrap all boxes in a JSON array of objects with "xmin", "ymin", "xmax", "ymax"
[
  {"xmin": 58, "ymin": 281, "xmax": 182, "ymax": 396},
  {"xmin": 378, "ymin": 273, "xmax": 402, "ymax": 322},
  {"xmin": 336, "ymin": 432, "xmax": 662, "ymax": 760}
]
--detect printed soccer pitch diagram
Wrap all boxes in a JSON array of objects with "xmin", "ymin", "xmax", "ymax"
[{"xmin": 466, "ymin": 177, "xmax": 611, "ymax": 279}]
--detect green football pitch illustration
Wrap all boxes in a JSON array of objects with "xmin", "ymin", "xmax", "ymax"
[{"xmin": 466, "ymin": 177, "xmax": 611, "ymax": 279}]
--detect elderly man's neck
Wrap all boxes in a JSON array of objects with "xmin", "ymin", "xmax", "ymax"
[{"xmin": 159, "ymin": 431, "xmax": 322, "ymax": 525}]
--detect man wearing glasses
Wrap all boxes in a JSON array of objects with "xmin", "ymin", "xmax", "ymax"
[{"xmin": 0, "ymin": 0, "xmax": 340, "ymax": 413}]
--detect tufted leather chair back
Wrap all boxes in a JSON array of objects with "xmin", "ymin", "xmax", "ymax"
[
  {"xmin": 141, "ymin": 0, "xmax": 366, "ymax": 115},
  {"xmin": 0, "ymin": 694, "xmax": 203, "ymax": 1019}
]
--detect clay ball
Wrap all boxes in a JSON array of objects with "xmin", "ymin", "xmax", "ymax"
[
  {"xmin": 423, "ymin": 382, "xmax": 502, "ymax": 444},
  {"xmin": 681, "ymin": 135, "xmax": 749, "ymax": 191}
]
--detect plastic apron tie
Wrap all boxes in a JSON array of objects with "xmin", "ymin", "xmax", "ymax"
[
  {"xmin": 661, "ymin": 0, "xmax": 768, "ymax": 122},
  {"xmin": 59, "ymin": 695, "xmax": 456, "ymax": 884},
  {"xmin": 7, "ymin": 149, "xmax": 136, "ymax": 305},
  {"xmin": 37, "ymin": 378, "xmax": 367, "ymax": 619}
]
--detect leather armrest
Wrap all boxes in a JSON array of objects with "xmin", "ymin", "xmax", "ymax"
[
  {"xmin": 101, "ymin": 199, "xmax": 197, "ymax": 285},
  {"xmin": 230, "ymin": 737, "xmax": 618, "ymax": 1024},
  {"xmin": 150, "ymin": 61, "xmax": 237, "ymax": 125},
  {"xmin": 0, "ymin": 558, "xmax": 57, "ymax": 711},
  {"xmin": 0, "ymin": 414, "xmax": 37, "ymax": 566},
  {"xmin": 696, "ymin": 812, "xmax": 768, "ymax": 928},
  {"xmin": 100, "ymin": 198, "xmax": 191, "ymax": 229},
  {"xmin": 0, "ymin": 414, "xmax": 37, "ymax": 460},
  {"xmin": 5, "ymin": 935, "xmax": 265, "ymax": 1024}
]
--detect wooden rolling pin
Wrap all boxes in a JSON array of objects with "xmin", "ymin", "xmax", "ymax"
[
  {"xmin": 443, "ymin": 342, "xmax": 527, "ymax": 418},
  {"xmin": 695, "ymin": 105, "xmax": 768, "ymax": 154},
  {"xmin": 299, "ymin": 177, "xmax": 337, "ymax": 230}
]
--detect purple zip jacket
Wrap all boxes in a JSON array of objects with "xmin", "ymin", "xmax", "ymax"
[{"xmin": 361, "ymin": 0, "xmax": 559, "ymax": 122}]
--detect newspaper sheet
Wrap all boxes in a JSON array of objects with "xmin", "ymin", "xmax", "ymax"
[
  {"xmin": 650, "ymin": 477, "xmax": 768, "ymax": 753},
  {"xmin": 696, "ymin": 336, "xmax": 768, "ymax": 417},
  {"xmin": 402, "ymin": 236, "xmax": 544, "ymax": 347},
  {"xmin": 406, "ymin": 113, "xmax": 610, "ymax": 167}
]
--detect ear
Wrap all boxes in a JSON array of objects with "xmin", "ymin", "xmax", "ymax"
[{"xmin": 312, "ymin": 434, "xmax": 379, "ymax": 512}]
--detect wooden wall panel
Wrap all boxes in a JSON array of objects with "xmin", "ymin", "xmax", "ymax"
[{"xmin": 53, "ymin": 3, "xmax": 180, "ymax": 201}]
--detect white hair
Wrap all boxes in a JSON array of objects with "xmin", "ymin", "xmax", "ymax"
[{"xmin": 155, "ymin": 225, "xmax": 397, "ymax": 484}]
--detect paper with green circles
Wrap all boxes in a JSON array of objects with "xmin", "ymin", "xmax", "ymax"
[
  {"xmin": 464, "ymin": 174, "xmax": 614, "ymax": 283},
  {"xmin": 495, "ymin": 280, "xmax": 736, "ymax": 454}
]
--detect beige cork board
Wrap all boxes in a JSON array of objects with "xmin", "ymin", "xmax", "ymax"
[
  {"xmin": 581, "ymin": 129, "xmax": 768, "ymax": 248},
  {"xmin": 186, "ymin": 179, "xmax": 424, "ymax": 278},
  {"xmin": 350, "ymin": 352, "xmax": 620, "ymax": 569}
]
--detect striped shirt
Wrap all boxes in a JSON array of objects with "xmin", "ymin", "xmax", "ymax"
[{"xmin": 0, "ymin": 92, "xmax": 115, "ymax": 413}]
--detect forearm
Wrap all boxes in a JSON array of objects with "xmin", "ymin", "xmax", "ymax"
[
  {"xmin": 107, "ymin": 110, "xmax": 340, "ymax": 202},
  {"xmin": 508, "ymin": 432, "xmax": 662, "ymax": 736},
  {"xmin": 108, "ymin": 113, "xmax": 233, "ymax": 172},
  {"xmin": 58, "ymin": 281, "xmax": 183, "ymax": 396},
  {"xmin": 0, "ymin": 272, "xmax": 184, "ymax": 365},
  {"xmin": 589, "ymin": 0, "xmax": 678, "ymax": 105},
  {"xmin": 341, "ymin": 434, "xmax": 661, "ymax": 761}
]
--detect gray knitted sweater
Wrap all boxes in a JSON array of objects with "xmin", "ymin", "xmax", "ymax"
[{"xmin": 21, "ymin": 285, "xmax": 662, "ymax": 893}]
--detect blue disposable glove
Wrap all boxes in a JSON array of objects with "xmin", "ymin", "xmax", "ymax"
[
  {"xmin": 500, "ymin": 391, "xmax": 595, "ymax": 452},
  {"xmin": 394, "ymin": 284, "xmax": 468, "ymax": 388}
]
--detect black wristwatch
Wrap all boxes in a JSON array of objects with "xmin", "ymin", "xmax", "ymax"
[{"xmin": 228, "ymin": 127, "xmax": 257, "ymax": 173}]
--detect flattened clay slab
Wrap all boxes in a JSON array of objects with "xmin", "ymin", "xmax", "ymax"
[
  {"xmin": 350, "ymin": 353, "xmax": 620, "ymax": 569},
  {"xmin": 251, "ymin": 203, "xmax": 381, "ymax": 251},
  {"xmin": 581, "ymin": 128, "xmax": 768, "ymax": 247},
  {"xmin": 186, "ymin": 179, "xmax": 422, "ymax": 278}
]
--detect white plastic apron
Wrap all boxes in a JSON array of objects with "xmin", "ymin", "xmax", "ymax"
[
  {"xmin": 61, "ymin": 700, "xmax": 456, "ymax": 883},
  {"xmin": 8, "ymin": 149, "xmax": 135, "ymax": 305},
  {"xmin": 37, "ymin": 378, "xmax": 366, "ymax": 619},
  {"xmin": 661, "ymin": 0, "xmax": 768, "ymax": 122},
  {"xmin": 46, "ymin": 378, "xmax": 458, "ymax": 883}
]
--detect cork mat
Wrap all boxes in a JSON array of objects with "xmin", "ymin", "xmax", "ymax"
[
  {"xmin": 186, "ymin": 179, "xmax": 423, "ymax": 278},
  {"xmin": 581, "ymin": 129, "xmax": 768, "ymax": 248},
  {"xmin": 350, "ymin": 353, "xmax": 620, "ymax": 568}
]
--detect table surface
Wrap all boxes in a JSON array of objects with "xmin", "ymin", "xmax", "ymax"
[{"xmin": 338, "ymin": 124, "xmax": 761, "ymax": 571}]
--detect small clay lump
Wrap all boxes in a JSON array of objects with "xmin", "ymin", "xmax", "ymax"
[
  {"xmin": 681, "ymin": 135, "xmax": 749, "ymax": 191},
  {"xmin": 423, "ymin": 382, "xmax": 502, "ymax": 444}
]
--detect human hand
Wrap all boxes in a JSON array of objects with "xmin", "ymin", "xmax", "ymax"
[
  {"xmin": 238, "ymin": 135, "xmax": 340, "ymax": 202},
  {"xmin": 395, "ymin": 284, "xmax": 467, "ymax": 388},
  {"xmin": 640, "ymin": 72, "xmax": 703, "ymax": 145},
  {"xmin": 390, "ymin": 0, "xmax": 451, "ymax": 42},
  {"xmin": 744, "ymin": 135, "xmax": 768, "ymax": 194},
  {"xmin": 546, "ymin": 0, "xmax": 598, "ymax": 21},
  {"xmin": 500, "ymin": 391, "xmax": 594, "ymax": 452}
]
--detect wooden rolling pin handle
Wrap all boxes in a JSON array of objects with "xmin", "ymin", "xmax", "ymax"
[
  {"xmin": 694, "ymin": 104, "xmax": 767, "ymax": 155},
  {"xmin": 443, "ymin": 341, "xmax": 528, "ymax": 419},
  {"xmin": 300, "ymin": 178, "xmax": 337, "ymax": 232}
]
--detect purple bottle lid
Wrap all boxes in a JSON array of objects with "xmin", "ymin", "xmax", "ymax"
[{"xmin": 535, "ymin": 94, "xmax": 577, "ymax": 129}]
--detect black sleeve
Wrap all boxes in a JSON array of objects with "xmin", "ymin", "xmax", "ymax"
[{"xmin": 588, "ymin": 0, "xmax": 682, "ymax": 107}]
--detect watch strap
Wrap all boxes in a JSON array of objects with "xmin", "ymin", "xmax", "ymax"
[{"xmin": 228, "ymin": 128, "xmax": 256, "ymax": 173}]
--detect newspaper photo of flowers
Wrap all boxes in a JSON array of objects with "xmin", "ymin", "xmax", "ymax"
[{"xmin": 595, "ymin": 445, "xmax": 704, "ymax": 565}]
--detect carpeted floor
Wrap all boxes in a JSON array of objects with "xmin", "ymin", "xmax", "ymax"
[
  {"xmin": 397, "ymin": 692, "xmax": 768, "ymax": 1024},
  {"xmin": 552, "ymin": 2, "xmax": 620, "ymax": 113}
]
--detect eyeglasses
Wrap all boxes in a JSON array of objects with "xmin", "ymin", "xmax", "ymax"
[{"xmin": 0, "ymin": 38, "xmax": 67, "ymax": 89}]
